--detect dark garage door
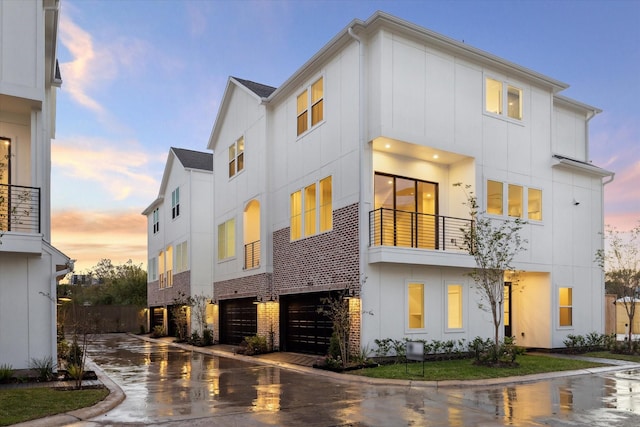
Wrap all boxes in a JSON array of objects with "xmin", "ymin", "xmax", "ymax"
[
  {"xmin": 220, "ymin": 298, "xmax": 257, "ymax": 345},
  {"xmin": 281, "ymin": 292, "xmax": 334, "ymax": 355}
]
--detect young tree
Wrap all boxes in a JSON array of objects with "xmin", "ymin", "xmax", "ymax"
[
  {"xmin": 596, "ymin": 223, "xmax": 640, "ymax": 350},
  {"xmin": 319, "ymin": 292, "xmax": 351, "ymax": 368},
  {"xmin": 454, "ymin": 183, "xmax": 527, "ymax": 357}
]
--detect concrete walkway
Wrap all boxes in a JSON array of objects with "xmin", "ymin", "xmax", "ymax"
[{"xmin": 11, "ymin": 335, "xmax": 640, "ymax": 426}]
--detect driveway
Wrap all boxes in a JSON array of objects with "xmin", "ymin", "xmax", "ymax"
[{"xmin": 68, "ymin": 334, "xmax": 640, "ymax": 426}]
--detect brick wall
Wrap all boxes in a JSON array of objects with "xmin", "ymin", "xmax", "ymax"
[
  {"xmin": 147, "ymin": 270, "xmax": 191, "ymax": 307},
  {"xmin": 214, "ymin": 272, "xmax": 272, "ymax": 301}
]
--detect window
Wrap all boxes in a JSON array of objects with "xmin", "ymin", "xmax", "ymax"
[
  {"xmin": 171, "ymin": 187, "xmax": 180, "ymax": 219},
  {"xmin": 319, "ymin": 176, "xmax": 332, "ymax": 232},
  {"xmin": 528, "ymin": 188, "xmax": 542, "ymax": 221},
  {"xmin": 485, "ymin": 77, "xmax": 522, "ymax": 120},
  {"xmin": 447, "ymin": 284, "xmax": 463, "ymax": 329},
  {"xmin": 487, "ymin": 180, "xmax": 542, "ymax": 220},
  {"xmin": 158, "ymin": 250, "xmax": 165, "ymax": 289},
  {"xmin": 165, "ymin": 245, "xmax": 173, "ymax": 287},
  {"xmin": 152, "ymin": 208, "xmax": 160, "ymax": 233},
  {"xmin": 218, "ymin": 218, "xmax": 235, "ymax": 260},
  {"xmin": 290, "ymin": 176, "xmax": 333, "ymax": 240},
  {"xmin": 228, "ymin": 137, "xmax": 244, "ymax": 178},
  {"xmin": 559, "ymin": 287, "xmax": 573, "ymax": 327},
  {"xmin": 175, "ymin": 241, "xmax": 188, "ymax": 273},
  {"xmin": 296, "ymin": 77, "xmax": 324, "ymax": 136},
  {"xmin": 508, "ymin": 184, "xmax": 523, "ymax": 218},
  {"xmin": 487, "ymin": 180, "xmax": 503, "ymax": 216},
  {"xmin": 408, "ymin": 283, "xmax": 425, "ymax": 329},
  {"xmin": 148, "ymin": 257, "xmax": 157, "ymax": 282}
]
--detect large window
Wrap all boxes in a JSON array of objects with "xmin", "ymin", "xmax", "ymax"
[
  {"xmin": 485, "ymin": 77, "xmax": 522, "ymax": 120},
  {"xmin": 148, "ymin": 257, "xmax": 157, "ymax": 282},
  {"xmin": 152, "ymin": 208, "xmax": 160, "ymax": 234},
  {"xmin": 228, "ymin": 137, "xmax": 244, "ymax": 178},
  {"xmin": 447, "ymin": 284, "xmax": 463, "ymax": 329},
  {"xmin": 218, "ymin": 218, "xmax": 235, "ymax": 260},
  {"xmin": 559, "ymin": 287, "xmax": 573, "ymax": 327},
  {"xmin": 290, "ymin": 176, "xmax": 332, "ymax": 240},
  {"xmin": 171, "ymin": 187, "xmax": 180, "ymax": 219},
  {"xmin": 408, "ymin": 283, "xmax": 425, "ymax": 329},
  {"xmin": 296, "ymin": 77, "xmax": 324, "ymax": 136},
  {"xmin": 487, "ymin": 180, "xmax": 542, "ymax": 220},
  {"xmin": 175, "ymin": 241, "xmax": 188, "ymax": 273}
]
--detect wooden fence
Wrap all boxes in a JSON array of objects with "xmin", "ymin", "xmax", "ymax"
[{"xmin": 60, "ymin": 304, "xmax": 146, "ymax": 334}]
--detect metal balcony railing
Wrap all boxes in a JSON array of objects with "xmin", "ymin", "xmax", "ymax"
[
  {"xmin": 0, "ymin": 184, "xmax": 41, "ymax": 234},
  {"xmin": 369, "ymin": 208, "xmax": 472, "ymax": 253},
  {"xmin": 244, "ymin": 240, "xmax": 260, "ymax": 269}
]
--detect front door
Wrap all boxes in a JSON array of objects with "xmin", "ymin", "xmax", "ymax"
[
  {"xmin": 504, "ymin": 282, "xmax": 512, "ymax": 338},
  {"xmin": 0, "ymin": 137, "xmax": 10, "ymax": 231}
]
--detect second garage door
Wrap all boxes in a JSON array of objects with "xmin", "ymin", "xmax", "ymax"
[
  {"xmin": 281, "ymin": 292, "xmax": 335, "ymax": 355},
  {"xmin": 220, "ymin": 298, "xmax": 257, "ymax": 345}
]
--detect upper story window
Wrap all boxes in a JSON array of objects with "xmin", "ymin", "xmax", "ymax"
[
  {"xmin": 485, "ymin": 77, "xmax": 522, "ymax": 120},
  {"xmin": 296, "ymin": 77, "xmax": 324, "ymax": 136},
  {"xmin": 171, "ymin": 187, "xmax": 180, "ymax": 219},
  {"xmin": 486, "ymin": 180, "xmax": 542, "ymax": 221},
  {"xmin": 218, "ymin": 218, "xmax": 235, "ymax": 260},
  {"xmin": 175, "ymin": 241, "xmax": 188, "ymax": 273},
  {"xmin": 148, "ymin": 257, "xmax": 157, "ymax": 282},
  {"xmin": 229, "ymin": 137, "xmax": 244, "ymax": 178},
  {"xmin": 290, "ymin": 175, "xmax": 332, "ymax": 241},
  {"xmin": 152, "ymin": 208, "xmax": 160, "ymax": 234}
]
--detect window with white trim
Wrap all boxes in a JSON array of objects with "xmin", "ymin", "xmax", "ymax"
[
  {"xmin": 152, "ymin": 208, "xmax": 160, "ymax": 233},
  {"xmin": 486, "ymin": 180, "xmax": 543, "ymax": 221},
  {"xmin": 408, "ymin": 282, "xmax": 425, "ymax": 330},
  {"xmin": 175, "ymin": 241, "xmax": 188, "ymax": 273},
  {"xmin": 447, "ymin": 284, "xmax": 463, "ymax": 329},
  {"xmin": 171, "ymin": 187, "xmax": 180, "ymax": 219},
  {"xmin": 148, "ymin": 257, "xmax": 157, "ymax": 282},
  {"xmin": 290, "ymin": 175, "xmax": 332, "ymax": 240},
  {"xmin": 296, "ymin": 77, "xmax": 324, "ymax": 136},
  {"xmin": 485, "ymin": 77, "xmax": 522, "ymax": 120},
  {"xmin": 218, "ymin": 218, "xmax": 235, "ymax": 260},
  {"xmin": 559, "ymin": 287, "xmax": 573, "ymax": 327},
  {"xmin": 229, "ymin": 137, "xmax": 244, "ymax": 178}
]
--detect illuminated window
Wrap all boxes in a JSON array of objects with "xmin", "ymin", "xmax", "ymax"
[
  {"xmin": 528, "ymin": 188, "xmax": 542, "ymax": 221},
  {"xmin": 290, "ymin": 176, "xmax": 333, "ymax": 240},
  {"xmin": 165, "ymin": 245, "xmax": 173, "ymax": 287},
  {"xmin": 319, "ymin": 176, "xmax": 332, "ymax": 232},
  {"xmin": 218, "ymin": 218, "xmax": 235, "ymax": 260},
  {"xmin": 229, "ymin": 137, "xmax": 244, "ymax": 178},
  {"xmin": 485, "ymin": 77, "xmax": 522, "ymax": 120},
  {"xmin": 171, "ymin": 187, "xmax": 180, "ymax": 219},
  {"xmin": 297, "ymin": 77, "xmax": 324, "ymax": 136},
  {"xmin": 447, "ymin": 284, "xmax": 463, "ymax": 329},
  {"xmin": 487, "ymin": 180, "xmax": 503, "ymax": 215},
  {"xmin": 408, "ymin": 283, "xmax": 424, "ymax": 329},
  {"xmin": 158, "ymin": 250, "xmax": 165, "ymax": 289},
  {"xmin": 175, "ymin": 241, "xmax": 188, "ymax": 273},
  {"xmin": 152, "ymin": 208, "xmax": 160, "ymax": 233},
  {"xmin": 508, "ymin": 184, "xmax": 523, "ymax": 218},
  {"xmin": 559, "ymin": 287, "xmax": 573, "ymax": 327}
]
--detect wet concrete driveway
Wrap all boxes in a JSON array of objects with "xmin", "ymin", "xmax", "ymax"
[{"xmin": 71, "ymin": 334, "xmax": 640, "ymax": 426}]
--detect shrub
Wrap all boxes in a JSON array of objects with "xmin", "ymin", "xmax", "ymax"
[
  {"xmin": 57, "ymin": 340, "xmax": 70, "ymax": 362},
  {"xmin": 67, "ymin": 339, "xmax": 84, "ymax": 366},
  {"xmin": 244, "ymin": 335, "xmax": 268, "ymax": 356},
  {"xmin": 328, "ymin": 332, "xmax": 341, "ymax": 359},
  {"xmin": 202, "ymin": 328, "xmax": 214, "ymax": 346},
  {"xmin": 374, "ymin": 338, "xmax": 393, "ymax": 357},
  {"xmin": 29, "ymin": 356, "xmax": 56, "ymax": 381},
  {"xmin": 0, "ymin": 363, "xmax": 13, "ymax": 382},
  {"xmin": 151, "ymin": 325, "xmax": 165, "ymax": 338}
]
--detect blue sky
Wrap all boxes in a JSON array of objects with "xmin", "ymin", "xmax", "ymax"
[{"xmin": 50, "ymin": 0, "xmax": 640, "ymax": 272}]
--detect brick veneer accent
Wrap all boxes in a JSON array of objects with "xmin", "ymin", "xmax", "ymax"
[
  {"xmin": 147, "ymin": 270, "xmax": 191, "ymax": 307},
  {"xmin": 214, "ymin": 272, "xmax": 272, "ymax": 302}
]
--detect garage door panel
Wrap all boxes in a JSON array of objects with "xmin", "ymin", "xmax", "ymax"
[
  {"xmin": 282, "ymin": 292, "xmax": 334, "ymax": 355},
  {"xmin": 221, "ymin": 298, "xmax": 257, "ymax": 345}
]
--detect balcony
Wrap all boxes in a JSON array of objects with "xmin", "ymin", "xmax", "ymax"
[
  {"xmin": 368, "ymin": 208, "xmax": 476, "ymax": 267},
  {"xmin": 0, "ymin": 184, "xmax": 41, "ymax": 234},
  {"xmin": 244, "ymin": 240, "xmax": 260, "ymax": 270}
]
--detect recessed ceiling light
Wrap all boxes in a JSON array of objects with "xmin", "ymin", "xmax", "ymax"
[
  {"xmin": 433, "ymin": 154, "xmax": 439, "ymax": 159},
  {"xmin": 385, "ymin": 144, "xmax": 391, "ymax": 149}
]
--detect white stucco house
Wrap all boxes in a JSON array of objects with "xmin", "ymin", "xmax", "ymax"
[
  {"xmin": 0, "ymin": 0, "xmax": 72, "ymax": 369},
  {"xmin": 143, "ymin": 147, "xmax": 214, "ymax": 336},
  {"xmin": 202, "ymin": 12, "xmax": 613, "ymax": 354}
]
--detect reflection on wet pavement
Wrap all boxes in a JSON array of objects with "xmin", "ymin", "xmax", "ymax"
[{"xmin": 73, "ymin": 334, "xmax": 640, "ymax": 426}]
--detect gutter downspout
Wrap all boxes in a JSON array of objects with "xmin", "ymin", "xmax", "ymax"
[{"xmin": 348, "ymin": 26, "xmax": 365, "ymax": 348}]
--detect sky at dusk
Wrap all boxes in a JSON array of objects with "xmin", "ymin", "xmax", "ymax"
[{"xmin": 50, "ymin": 0, "xmax": 640, "ymax": 273}]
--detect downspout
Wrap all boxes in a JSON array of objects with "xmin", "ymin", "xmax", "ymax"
[{"xmin": 348, "ymin": 27, "xmax": 366, "ymax": 352}]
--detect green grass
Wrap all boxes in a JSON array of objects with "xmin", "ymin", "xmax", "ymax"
[
  {"xmin": 0, "ymin": 387, "xmax": 109, "ymax": 426},
  {"xmin": 584, "ymin": 351, "xmax": 640, "ymax": 363},
  {"xmin": 348, "ymin": 354, "xmax": 607, "ymax": 381}
]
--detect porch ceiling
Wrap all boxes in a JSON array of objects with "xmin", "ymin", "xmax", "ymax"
[{"xmin": 372, "ymin": 137, "xmax": 469, "ymax": 165}]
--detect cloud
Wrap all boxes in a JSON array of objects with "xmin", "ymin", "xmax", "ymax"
[
  {"xmin": 52, "ymin": 137, "xmax": 159, "ymax": 202},
  {"xmin": 51, "ymin": 209, "xmax": 147, "ymax": 273}
]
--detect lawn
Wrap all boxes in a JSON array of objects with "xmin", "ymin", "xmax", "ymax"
[
  {"xmin": 0, "ymin": 387, "xmax": 109, "ymax": 426},
  {"xmin": 349, "ymin": 354, "xmax": 607, "ymax": 381},
  {"xmin": 583, "ymin": 351, "xmax": 640, "ymax": 364}
]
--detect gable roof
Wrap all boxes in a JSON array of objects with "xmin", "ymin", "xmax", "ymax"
[
  {"xmin": 171, "ymin": 147, "xmax": 213, "ymax": 171},
  {"xmin": 232, "ymin": 77, "xmax": 277, "ymax": 99}
]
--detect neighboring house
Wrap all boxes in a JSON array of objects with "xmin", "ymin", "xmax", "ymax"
[
  {"xmin": 143, "ymin": 147, "xmax": 214, "ymax": 336},
  {"xmin": 207, "ymin": 11, "xmax": 612, "ymax": 354},
  {"xmin": 0, "ymin": 0, "xmax": 72, "ymax": 369}
]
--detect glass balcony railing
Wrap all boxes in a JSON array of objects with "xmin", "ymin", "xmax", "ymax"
[{"xmin": 369, "ymin": 208, "xmax": 472, "ymax": 253}]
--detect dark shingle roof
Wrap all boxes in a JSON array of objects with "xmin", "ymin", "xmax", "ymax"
[
  {"xmin": 233, "ymin": 77, "xmax": 277, "ymax": 98},
  {"xmin": 171, "ymin": 147, "xmax": 213, "ymax": 171}
]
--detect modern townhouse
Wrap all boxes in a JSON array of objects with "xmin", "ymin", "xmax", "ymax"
[
  {"xmin": 143, "ymin": 147, "xmax": 214, "ymax": 336},
  {"xmin": 206, "ymin": 11, "xmax": 612, "ymax": 355},
  {"xmin": 0, "ymin": 0, "xmax": 72, "ymax": 369}
]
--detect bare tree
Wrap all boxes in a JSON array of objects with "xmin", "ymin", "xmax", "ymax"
[
  {"xmin": 455, "ymin": 183, "xmax": 527, "ymax": 355},
  {"xmin": 596, "ymin": 223, "xmax": 640, "ymax": 350}
]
